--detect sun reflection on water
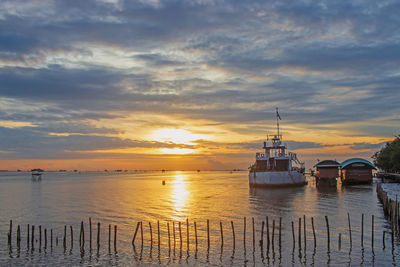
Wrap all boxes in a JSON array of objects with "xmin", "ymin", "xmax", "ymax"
[{"xmin": 171, "ymin": 174, "xmax": 189, "ymax": 214}]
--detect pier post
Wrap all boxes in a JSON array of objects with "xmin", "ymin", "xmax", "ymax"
[
  {"xmin": 186, "ymin": 218, "xmax": 190, "ymax": 251},
  {"xmin": 298, "ymin": 217, "xmax": 301, "ymax": 250},
  {"xmin": 179, "ymin": 221, "xmax": 182, "ymax": 250},
  {"xmin": 27, "ymin": 224, "xmax": 30, "ymax": 248},
  {"xmin": 279, "ymin": 217, "xmax": 282, "ymax": 249},
  {"xmin": 231, "ymin": 221, "xmax": 235, "ymax": 249},
  {"xmin": 39, "ymin": 225, "xmax": 42, "ymax": 248},
  {"xmin": 325, "ymin": 216, "xmax": 330, "ymax": 250},
  {"xmin": 291, "ymin": 221, "xmax": 295, "ymax": 249},
  {"xmin": 372, "ymin": 215, "xmax": 374, "ymax": 249},
  {"xmin": 89, "ymin": 218, "xmax": 92, "ymax": 250},
  {"xmin": 303, "ymin": 215, "xmax": 306, "ymax": 250},
  {"xmin": 243, "ymin": 217, "xmax": 246, "ymax": 248},
  {"xmin": 114, "ymin": 225, "xmax": 117, "ymax": 251},
  {"xmin": 97, "ymin": 222, "xmax": 100, "ymax": 249},
  {"xmin": 108, "ymin": 224, "xmax": 111, "ymax": 251},
  {"xmin": 347, "ymin": 213, "xmax": 352, "ymax": 247},
  {"xmin": 44, "ymin": 228, "xmax": 47, "ymax": 249},
  {"xmin": 132, "ymin": 222, "xmax": 139, "ymax": 245},
  {"xmin": 207, "ymin": 219, "xmax": 210, "ymax": 249},
  {"xmin": 17, "ymin": 225, "xmax": 21, "ymax": 248},
  {"xmin": 252, "ymin": 217, "xmax": 255, "ymax": 249},
  {"xmin": 260, "ymin": 221, "xmax": 264, "ymax": 247},
  {"xmin": 63, "ymin": 225, "xmax": 66, "ymax": 249},
  {"xmin": 8, "ymin": 220, "xmax": 12, "ymax": 246},
  {"xmin": 70, "ymin": 225, "xmax": 73, "ymax": 249},
  {"xmin": 167, "ymin": 222, "xmax": 171, "ymax": 251},
  {"xmin": 158, "ymin": 220, "xmax": 161, "ymax": 249},
  {"xmin": 140, "ymin": 222, "xmax": 143, "ymax": 246},
  {"xmin": 194, "ymin": 221, "xmax": 198, "ymax": 248},
  {"xmin": 266, "ymin": 216, "xmax": 270, "ymax": 250},
  {"xmin": 338, "ymin": 233, "xmax": 341, "ymax": 250},
  {"xmin": 220, "ymin": 221, "xmax": 224, "ymax": 247},
  {"xmin": 51, "ymin": 229, "xmax": 53, "ymax": 248},
  {"xmin": 32, "ymin": 225, "xmax": 35, "ymax": 249},
  {"xmin": 361, "ymin": 213, "xmax": 364, "ymax": 247},
  {"xmin": 149, "ymin": 222, "xmax": 153, "ymax": 246},
  {"xmin": 272, "ymin": 219, "xmax": 275, "ymax": 250},
  {"xmin": 311, "ymin": 217, "xmax": 316, "ymax": 248}
]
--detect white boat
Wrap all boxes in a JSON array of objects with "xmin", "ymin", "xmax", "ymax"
[
  {"xmin": 249, "ymin": 108, "xmax": 307, "ymax": 187},
  {"xmin": 31, "ymin": 168, "xmax": 44, "ymax": 181}
]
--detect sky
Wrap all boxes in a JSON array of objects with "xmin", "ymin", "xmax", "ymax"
[{"xmin": 0, "ymin": 0, "xmax": 399, "ymax": 171}]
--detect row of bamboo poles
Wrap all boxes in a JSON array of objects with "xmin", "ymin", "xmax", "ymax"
[
  {"xmin": 6, "ymin": 213, "xmax": 392, "ymax": 255},
  {"xmin": 377, "ymin": 183, "xmax": 400, "ymax": 238}
]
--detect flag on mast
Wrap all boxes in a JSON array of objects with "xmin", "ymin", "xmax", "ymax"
[{"xmin": 276, "ymin": 108, "xmax": 281, "ymax": 120}]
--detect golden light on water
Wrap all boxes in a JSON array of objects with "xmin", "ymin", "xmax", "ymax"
[{"xmin": 171, "ymin": 174, "xmax": 189, "ymax": 212}]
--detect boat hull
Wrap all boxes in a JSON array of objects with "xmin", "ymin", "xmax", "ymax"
[{"xmin": 249, "ymin": 171, "xmax": 306, "ymax": 187}]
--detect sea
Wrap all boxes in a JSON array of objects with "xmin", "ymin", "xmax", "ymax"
[{"xmin": 0, "ymin": 171, "xmax": 399, "ymax": 266}]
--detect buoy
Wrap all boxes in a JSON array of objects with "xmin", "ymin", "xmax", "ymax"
[{"xmin": 162, "ymin": 180, "xmax": 166, "ymax": 185}]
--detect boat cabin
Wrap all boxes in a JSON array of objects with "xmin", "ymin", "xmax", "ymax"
[
  {"xmin": 340, "ymin": 158, "xmax": 376, "ymax": 185},
  {"xmin": 314, "ymin": 160, "xmax": 340, "ymax": 179}
]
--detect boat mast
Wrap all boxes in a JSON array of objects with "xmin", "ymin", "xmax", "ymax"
[{"xmin": 276, "ymin": 107, "xmax": 280, "ymax": 138}]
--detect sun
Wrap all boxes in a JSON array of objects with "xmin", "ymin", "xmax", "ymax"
[{"xmin": 150, "ymin": 128, "xmax": 204, "ymax": 154}]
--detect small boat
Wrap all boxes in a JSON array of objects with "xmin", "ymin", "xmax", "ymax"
[
  {"xmin": 249, "ymin": 108, "xmax": 306, "ymax": 187},
  {"xmin": 31, "ymin": 168, "xmax": 44, "ymax": 181}
]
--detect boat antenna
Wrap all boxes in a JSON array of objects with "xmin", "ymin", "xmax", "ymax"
[{"xmin": 276, "ymin": 107, "xmax": 281, "ymax": 137}]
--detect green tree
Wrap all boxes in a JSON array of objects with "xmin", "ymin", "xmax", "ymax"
[{"xmin": 373, "ymin": 136, "xmax": 400, "ymax": 172}]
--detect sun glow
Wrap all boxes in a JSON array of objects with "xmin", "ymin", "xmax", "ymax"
[
  {"xmin": 151, "ymin": 129, "xmax": 203, "ymax": 145},
  {"xmin": 160, "ymin": 148, "xmax": 195, "ymax": 154}
]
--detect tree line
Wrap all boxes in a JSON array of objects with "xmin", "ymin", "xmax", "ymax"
[{"xmin": 373, "ymin": 135, "xmax": 400, "ymax": 173}]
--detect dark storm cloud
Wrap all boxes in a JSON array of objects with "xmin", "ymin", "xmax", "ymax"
[{"xmin": 1, "ymin": 0, "xmax": 400, "ymax": 159}]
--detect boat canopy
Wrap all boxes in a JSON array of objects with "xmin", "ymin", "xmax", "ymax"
[
  {"xmin": 341, "ymin": 158, "xmax": 376, "ymax": 169},
  {"xmin": 314, "ymin": 160, "xmax": 340, "ymax": 168}
]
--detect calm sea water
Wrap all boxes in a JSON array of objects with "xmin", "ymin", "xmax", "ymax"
[{"xmin": 0, "ymin": 171, "xmax": 398, "ymax": 266}]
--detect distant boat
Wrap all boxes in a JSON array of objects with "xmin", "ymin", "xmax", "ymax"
[
  {"xmin": 249, "ymin": 108, "xmax": 306, "ymax": 187},
  {"xmin": 31, "ymin": 168, "xmax": 44, "ymax": 181}
]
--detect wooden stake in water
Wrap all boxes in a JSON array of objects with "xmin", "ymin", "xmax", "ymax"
[
  {"xmin": 81, "ymin": 221, "xmax": 85, "ymax": 249},
  {"xmin": 97, "ymin": 222, "xmax": 100, "ymax": 249},
  {"xmin": 158, "ymin": 220, "xmax": 161, "ymax": 249},
  {"xmin": 140, "ymin": 222, "xmax": 143, "ymax": 246},
  {"xmin": 132, "ymin": 222, "xmax": 139, "ymax": 245},
  {"xmin": 149, "ymin": 222, "xmax": 153, "ymax": 246},
  {"xmin": 361, "ymin": 213, "xmax": 364, "ymax": 247},
  {"xmin": 39, "ymin": 225, "xmax": 42, "ymax": 248},
  {"xmin": 291, "ymin": 221, "xmax": 295, "ymax": 248},
  {"xmin": 231, "ymin": 221, "xmax": 235, "ymax": 249},
  {"xmin": 220, "ymin": 221, "xmax": 224, "ymax": 247},
  {"xmin": 252, "ymin": 217, "xmax": 255, "ymax": 249},
  {"xmin": 32, "ymin": 225, "xmax": 35, "ymax": 249},
  {"xmin": 272, "ymin": 219, "xmax": 275, "ymax": 249},
  {"xmin": 179, "ymin": 221, "xmax": 182, "ymax": 250},
  {"xmin": 114, "ymin": 225, "xmax": 117, "ymax": 251},
  {"xmin": 260, "ymin": 221, "xmax": 264, "ymax": 247},
  {"xmin": 279, "ymin": 217, "xmax": 282, "ymax": 248},
  {"xmin": 372, "ymin": 215, "xmax": 374, "ymax": 249},
  {"xmin": 194, "ymin": 221, "xmax": 198, "ymax": 248},
  {"xmin": 347, "ymin": 213, "xmax": 352, "ymax": 247},
  {"xmin": 303, "ymin": 215, "xmax": 306, "ymax": 250},
  {"xmin": 167, "ymin": 222, "xmax": 171, "ymax": 250},
  {"xmin": 298, "ymin": 217, "xmax": 301, "ymax": 250},
  {"xmin": 186, "ymin": 218, "xmax": 189, "ymax": 251},
  {"xmin": 383, "ymin": 231, "xmax": 386, "ymax": 250},
  {"xmin": 311, "ymin": 217, "xmax": 316, "ymax": 248},
  {"xmin": 338, "ymin": 233, "xmax": 341, "ymax": 250},
  {"xmin": 70, "ymin": 225, "xmax": 73, "ymax": 249},
  {"xmin": 89, "ymin": 217, "xmax": 92, "ymax": 250},
  {"xmin": 325, "ymin": 216, "xmax": 330, "ymax": 250},
  {"xmin": 51, "ymin": 229, "xmax": 53, "ymax": 248},
  {"xmin": 207, "ymin": 219, "xmax": 210, "ymax": 249},
  {"xmin": 108, "ymin": 224, "xmax": 111, "ymax": 250},
  {"xmin": 44, "ymin": 228, "xmax": 47, "ymax": 249},
  {"xmin": 17, "ymin": 225, "xmax": 21, "ymax": 248},
  {"xmin": 63, "ymin": 225, "xmax": 66, "ymax": 249},
  {"xmin": 172, "ymin": 222, "xmax": 175, "ymax": 249},
  {"xmin": 8, "ymin": 220, "xmax": 12, "ymax": 246},
  {"xmin": 266, "ymin": 216, "xmax": 270, "ymax": 249},
  {"xmin": 243, "ymin": 217, "xmax": 246, "ymax": 247},
  {"xmin": 27, "ymin": 224, "xmax": 30, "ymax": 248}
]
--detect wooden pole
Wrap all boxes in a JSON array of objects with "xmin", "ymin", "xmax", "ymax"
[
  {"xmin": 81, "ymin": 221, "xmax": 85, "ymax": 249},
  {"xmin": 51, "ymin": 229, "xmax": 53, "ymax": 248},
  {"xmin": 231, "ymin": 221, "xmax": 235, "ymax": 249},
  {"xmin": 63, "ymin": 225, "xmax": 66, "ymax": 249},
  {"xmin": 311, "ymin": 217, "xmax": 316, "ymax": 248},
  {"xmin": 347, "ymin": 213, "xmax": 352, "ymax": 247},
  {"xmin": 194, "ymin": 221, "xmax": 198, "ymax": 248},
  {"xmin": 220, "ymin": 221, "xmax": 224, "ymax": 247},
  {"xmin": 243, "ymin": 217, "xmax": 246, "ymax": 248},
  {"xmin": 97, "ymin": 222, "xmax": 100, "ymax": 249},
  {"xmin": 252, "ymin": 217, "xmax": 255, "ymax": 249},
  {"xmin": 149, "ymin": 222, "xmax": 153, "ymax": 246},
  {"xmin": 172, "ymin": 221, "xmax": 175, "ymax": 249},
  {"xmin": 32, "ymin": 225, "xmax": 35, "ymax": 249},
  {"xmin": 8, "ymin": 220, "xmax": 12, "ymax": 245},
  {"xmin": 89, "ymin": 217, "xmax": 92, "ymax": 250},
  {"xmin": 27, "ymin": 224, "xmax": 30, "ymax": 248},
  {"xmin": 272, "ymin": 219, "xmax": 275, "ymax": 249},
  {"xmin": 383, "ymin": 231, "xmax": 386, "ymax": 249},
  {"xmin": 325, "ymin": 216, "xmax": 330, "ymax": 250},
  {"xmin": 361, "ymin": 213, "xmax": 364, "ymax": 247},
  {"xmin": 372, "ymin": 215, "xmax": 374, "ymax": 249},
  {"xmin": 39, "ymin": 225, "xmax": 42, "ymax": 248},
  {"xmin": 207, "ymin": 219, "xmax": 210, "ymax": 249},
  {"xmin": 338, "ymin": 233, "xmax": 341, "ymax": 250},
  {"xmin": 114, "ymin": 225, "xmax": 117, "ymax": 251},
  {"xmin": 186, "ymin": 218, "xmax": 189, "ymax": 251},
  {"xmin": 70, "ymin": 225, "xmax": 73, "ymax": 249},
  {"xmin": 17, "ymin": 225, "xmax": 21, "ymax": 248},
  {"xmin": 266, "ymin": 216, "xmax": 270, "ymax": 249},
  {"xmin": 167, "ymin": 222, "xmax": 171, "ymax": 250},
  {"xmin": 158, "ymin": 220, "xmax": 161, "ymax": 249},
  {"xmin": 260, "ymin": 221, "xmax": 264, "ymax": 247},
  {"xmin": 279, "ymin": 217, "xmax": 282, "ymax": 248},
  {"xmin": 108, "ymin": 224, "xmax": 111, "ymax": 250},
  {"xmin": 132, "ymin": 222, "xmax": 139, "ymax": 245},
  {"xmin": 291, "ymin": 221, "xmax": 295, "ymax": 248},
  {"xmin": 303, "ymin": 215, "xmax": 306, "ymax": 250},
  {"xmin": 140, "ymin": 221, "xmax": 143, "ymax": 246},
  {"xmin": 179, "ymin": 221, "xmax": 182, "ymax": 250},
  {"xmin": 44, "ymin": 228, "xmax": 47, "ymax": 249},
  {"xmin": 298, "ymin": 217, "xmax": 301, "ymax": 250}
]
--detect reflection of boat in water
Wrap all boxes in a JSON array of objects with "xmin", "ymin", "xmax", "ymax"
[
  {"xmin": 248, "ymin": 108, "xmax": 306, "ymax": 187},
  {"xmin": 31, "ymin": 168, "xmax": 44, "ymax": 181}
]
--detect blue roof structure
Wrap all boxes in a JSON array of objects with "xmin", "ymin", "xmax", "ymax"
[{"xmin": 341, "ymin": 158, "xmax": 376, "ymax": 169}]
